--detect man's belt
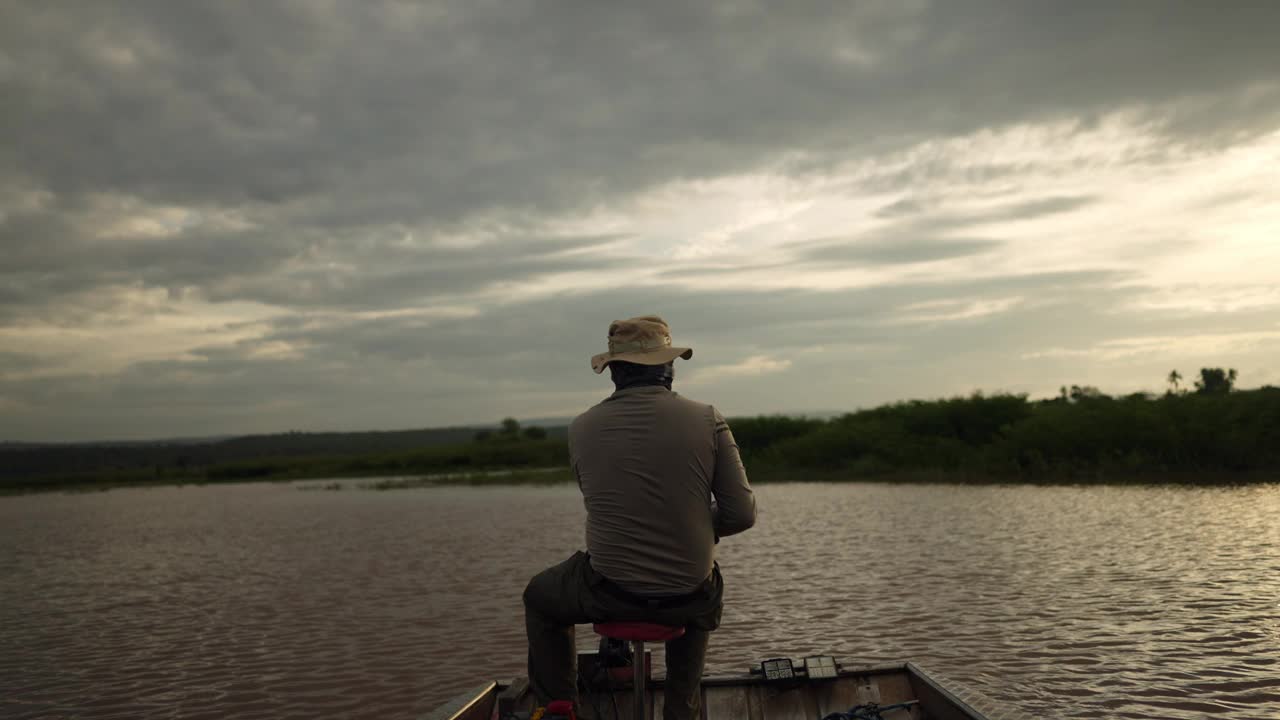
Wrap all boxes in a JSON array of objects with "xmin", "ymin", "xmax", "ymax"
[{"xmin": 597, "ymin": 576, "xmax": 704, "ymax": 610}]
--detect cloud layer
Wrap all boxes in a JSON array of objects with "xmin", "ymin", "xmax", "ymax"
[{"xmin": 3, "ymin": 2, "xmax": 1280, "ymax": 440}]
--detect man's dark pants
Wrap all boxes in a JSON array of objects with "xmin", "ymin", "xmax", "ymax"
[{"xmin": 523, "ymin": 552, "xmax": 723, "ymax": 720}]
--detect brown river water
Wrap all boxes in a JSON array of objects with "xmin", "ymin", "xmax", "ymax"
[{"xmin": 2, "ymin": 481, "xmax": 1278, "ymax": 719}]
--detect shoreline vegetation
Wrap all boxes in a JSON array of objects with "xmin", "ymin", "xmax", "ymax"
[{"xmin": 3, "ymin": 369, "xmax": 1277, "ymax": 495}]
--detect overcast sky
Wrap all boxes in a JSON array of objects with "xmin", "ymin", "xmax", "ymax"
[{"xmin": 3, "ymin": 2, "xmax": 1280, "ymax": 441}]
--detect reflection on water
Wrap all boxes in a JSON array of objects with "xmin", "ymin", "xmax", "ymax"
[{"xmin": 2, "ymin": 481, "xmax": 1279, "ymax": 719}]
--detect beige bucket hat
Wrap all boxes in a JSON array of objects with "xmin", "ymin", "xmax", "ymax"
[{"xmin": 590, "ymin": 315, "xmax": 693, "ymax": 374}]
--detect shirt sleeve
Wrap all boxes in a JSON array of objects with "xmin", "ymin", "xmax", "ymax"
[
  {"xmin": 710, "ymin": 407, "xmax": 756, "ymax": 537},
  {"xmin": 568, "ymin": 420, "xmax": 584, "ymax": 493}
]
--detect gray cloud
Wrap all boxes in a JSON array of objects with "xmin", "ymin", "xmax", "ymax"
[
  {"xmin": 990, "ymin": 196, "xmax": 1097, "ymax": 221},
  {"xmin": 799, "ymin": 236, "xmax": 1001, "ymax": 265},
  {"xmin": 0, "ymin": 351, "xmax": 43, "ymax": 376},
  {"xmin": 5, "ymin": 2, "xmax": 1279, "ymax": 219},
  {"xmin": 673, "ymin": 194, "xmax": 1097, "ymax": 276},
  {"xmin": 10, "ymin": 268, "xmax": 1280, "ymax": 440},
  {"xmin": 875, "ymin": 194, "xmax": 1096, "ymax": 223},
  {"xmin": 198, "ymin": 233, "xmax": 625, "ymax": 310},
  {"xmin": 0, "ymin": 202, "xmax": 624, "ymax": 320},
  {"xmin": 873, "ymin": 197, "xmax": 929, "ymax": 219},
  {"xmin": 3, "ymin": 1, "xmax": 1280, "ymax": 439},
  {"xmin": 783, "ymin": 194, "xmax": 1098, "ymax": 267},
  {"xmin": 170, "ymin": 269, "xmax": 1138, "ymax": 380}
]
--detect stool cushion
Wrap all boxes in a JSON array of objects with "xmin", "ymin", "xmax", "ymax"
[
  {"xmin": 592, "ymin": 622, "xmax": 686, "ymax": 642},
  {"xmin": 546, "ymin": 700, "xmax": 576, "ymax": 719}
]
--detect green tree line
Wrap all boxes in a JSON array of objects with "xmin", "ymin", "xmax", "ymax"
[
  {"xmin": 0, "ymin": 420, "xmax": 566, "ymax": 492},
  {"xmin": 4, "ymin": 368, "xmax": 1276, "ymax": 492},
  {"xmin": 734, "ymin": 368, "xmax": 1278, "ymax": 481}
]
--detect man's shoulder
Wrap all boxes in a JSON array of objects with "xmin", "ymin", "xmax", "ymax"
[
  {"xmin": 568, "ymin": 410, "xmax": 589, "ymax": 433},
  {"xmin": 667, "ymin": 391, "xmax": 717, "ymax": 416},
  {"xmin": 569, "ymin": 399, "xmax": 610, "ymax": 437},
  {"xmin": 568, "ymin": 409, "xmax": 590, "ymax": 437}
]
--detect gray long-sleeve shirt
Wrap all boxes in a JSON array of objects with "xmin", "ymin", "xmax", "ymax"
[{"xmin": 569, "ymin": 385, "xmax": 756, "ymax": 596}]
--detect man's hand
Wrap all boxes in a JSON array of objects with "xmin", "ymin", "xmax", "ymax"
[{"xmin": 710, "ymin": 410, "xmax": 756, "ymax": 537}]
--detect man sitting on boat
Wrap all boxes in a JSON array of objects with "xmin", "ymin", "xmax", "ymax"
[{"xmin": 523, "ymin": 315, "xmax": 757, "ymax": 720}]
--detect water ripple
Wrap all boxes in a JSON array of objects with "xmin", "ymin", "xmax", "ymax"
[{"xmin": 2, "ymin": 481, "xmax": 1279, "ymax": 719}]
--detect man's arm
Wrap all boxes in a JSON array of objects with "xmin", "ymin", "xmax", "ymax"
[
  {"xmin": 710, "ymin": 408, "xmax": 756, "ymax": 537},
  {"xmin": 568, "ymin": 420, "xmax": 584, "ymax": 493}
]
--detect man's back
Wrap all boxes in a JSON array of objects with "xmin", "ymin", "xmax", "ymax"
[
  {"xmin": 524, "ymin": 316, "xmax": 754, "ymax": 719},
  {"xmin": 570, "ymin": 385, "xmax": 756, "ymax": 596}
]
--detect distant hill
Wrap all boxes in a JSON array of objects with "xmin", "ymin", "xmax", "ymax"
[
  {"xmin": 0, "ymin": 436, "xmax": 236, "ymax": 449},
  {"xmin": 0, "ymin": 410, "xmax": 839, "ymax": 482},
  {"xmin": 0, "ymin": 423, "xmax": 567, "ymax": 481},
  {"xmin": 8, "ymin": 385, "xmax": 1279, "ymax": 491},
  {"xmin": 518, "ymin": 416, "xmax": 575, "ymax": 428}
]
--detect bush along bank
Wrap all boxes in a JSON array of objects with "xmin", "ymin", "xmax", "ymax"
[{"xmin": 735, "ymin": 384, "xmax": 1280, "ymax": 483}]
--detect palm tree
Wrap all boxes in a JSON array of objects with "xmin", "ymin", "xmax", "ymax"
[
  {"xmin": 1167, "ymin": 370, "xmax": 1182, "ymax": 394},
  {"xmin": 1194, "ymin": 367, "xmax": 1238, "ymax": 394}
]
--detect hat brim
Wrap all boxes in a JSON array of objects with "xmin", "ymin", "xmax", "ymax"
[{"xmin": 591, "ymin": 346, "xmax": 692, "ymax": 374}]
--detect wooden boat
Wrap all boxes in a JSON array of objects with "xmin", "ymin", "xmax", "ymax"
[{"xmin": 424, "ymin": 656, "xmax": 1020, "ymax": 720}]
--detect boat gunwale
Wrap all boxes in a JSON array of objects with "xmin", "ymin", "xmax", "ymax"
[
  {"xmin": 427, "ymin": 662, "xmax": 1007, "ymax": 720},
  {"xmin": 697, "ymin": 661, "xmax": 913, "ymax": 687},
  {"xmin": 906, "ymin": 662, "xmax": 1013, "ymax": 720},
  {"xmin": 421, "ymin": 680, "xmax": 496, "ymax": 720}
]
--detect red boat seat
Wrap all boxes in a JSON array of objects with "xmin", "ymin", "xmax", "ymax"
[
  {"xmin": 545, "ymin": 699, "xmax": 577, "ymax": 719},
  {"xmin": 592, "ymin": 622, "xmax": 686, "ymax": 642}
]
